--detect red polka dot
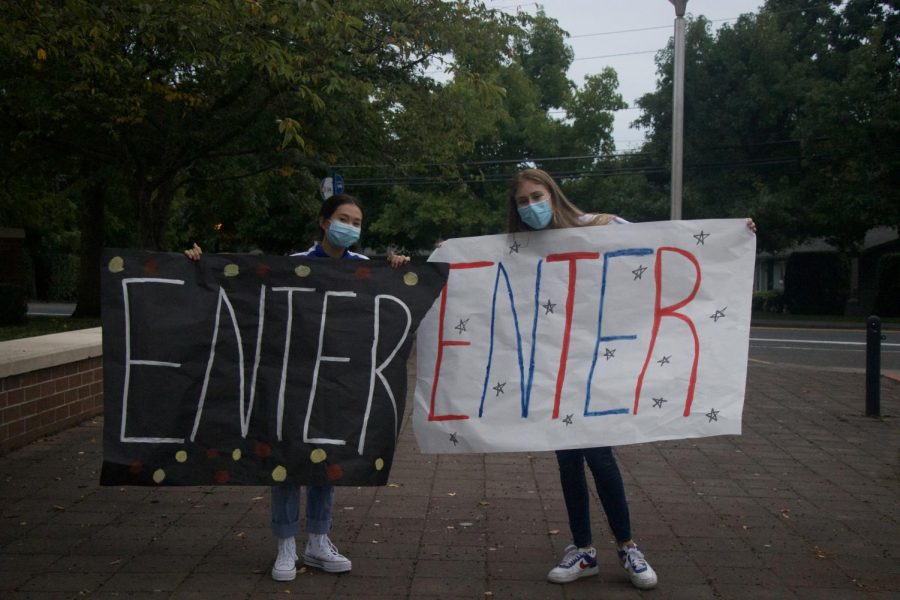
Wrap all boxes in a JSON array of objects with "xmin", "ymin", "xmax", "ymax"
[
  {"xmin": 143, "ymin": 259, "xmax": 158, "ymax": 275},
  {"xmin": 255, "ymin": 442, "xmax": 272, "ymax": 458},
  {"xmin": 129, "ymin": 461, "xmax": 143, "ymax": 475},
  {"xmin": 325, "ymin": 464, "xmax": 344, "ymax": 481},
  {"xmin": 354, "ymin": 267, "xmax": 371, "ymax": 280},
  {"xmin": 206, "ymin": 448, "xmax": 219, "ymax": 459},
  {"xmin": 213, "ymin": 470, "xmax": 230, "ymax": 484},
  {"xmin": 255, "ymin": 263, "xmax": 271, "ymax": 277}
]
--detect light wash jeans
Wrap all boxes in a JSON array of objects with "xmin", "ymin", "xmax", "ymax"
[{"xmin": 270, "ymin": 484, "xmax": 334, "ymax": 539}]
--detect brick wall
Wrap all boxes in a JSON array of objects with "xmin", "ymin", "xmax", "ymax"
[{"xmin": 0, "ymin": 356, "xmax": 103, "ymax": 454}]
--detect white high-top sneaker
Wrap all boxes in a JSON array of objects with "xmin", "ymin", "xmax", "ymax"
[
  {"xmin": 303, "ymin": 534, "xmax": 352, "ymax": 573},
  {"xmin": 271, "ymin": 536, "xmax": 298, "ymax": 581}
]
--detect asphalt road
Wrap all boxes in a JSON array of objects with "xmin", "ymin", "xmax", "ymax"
[{"xmin": 749, "ymin": 325, "xmax": 900, "ymax": 372}]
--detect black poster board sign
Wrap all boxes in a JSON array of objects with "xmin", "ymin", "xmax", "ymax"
[{"xmin": 100, "ymin": 249, "xmax": 447, "ymax": 487}]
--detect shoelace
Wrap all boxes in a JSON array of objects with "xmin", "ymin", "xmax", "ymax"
[
  {"xmin": 561, "ymin": 548, "xmax": 589, "ymax": 567},
  {"xmin": 624, "ymin": 547, "xmax": 648, "ymax": 571},
  {"xmin": 320, "ymin": 538, "xmax": 342, "ymax": 558}
]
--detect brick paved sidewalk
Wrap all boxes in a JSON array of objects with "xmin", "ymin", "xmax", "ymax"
[{"xmin": 1, "ymin": 363, "xmax": 897, "ymax": 599}]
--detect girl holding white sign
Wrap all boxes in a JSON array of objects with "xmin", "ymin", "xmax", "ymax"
[
  {"xmin": 185, "ymin": 193, "xmax": 409, "ymax": 582},
  {"xmin": 508, "ymin": 168, "xmax": 657, "ymax": 588},
  {"xmin": 508, "ymin": 168, "xmax": 755, "ymax": 589}
]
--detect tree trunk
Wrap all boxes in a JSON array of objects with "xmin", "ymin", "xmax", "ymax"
[
  {"xmin": 71, "ymin": 177, "xmax": 106, "ymax": 318},
  {"xmin": 134, "ymin": 178, "xmax": 176, "ymax": 250}
]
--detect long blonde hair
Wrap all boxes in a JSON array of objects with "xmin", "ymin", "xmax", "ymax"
[{"xmin": 506, "ymin": 169, "xmax": 617, "ymax": 232}]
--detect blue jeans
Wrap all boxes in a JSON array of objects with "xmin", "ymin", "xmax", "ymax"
[
  {"xmin": 270, "ymin": 484, "xmax": 334, "ymax": 539},
  {"xmin": 556, "ymin": 446, "xmax": 632, "ymax": 548}
]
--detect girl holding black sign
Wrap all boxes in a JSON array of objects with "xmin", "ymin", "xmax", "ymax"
[
  {"xmin": 186, "ymin": 193, "xmax": 409, "ymax": 582},
  {"xmin": 507, "ymin": 168, "xmax": 755, "ymax": 589}
]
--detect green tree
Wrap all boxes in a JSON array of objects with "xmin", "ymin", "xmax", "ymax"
[
  {"xmin": 1, "ymin": 0, "xmax": 518, "ymax": 313},
  {"xmin": 634, "ymin": 1, "xmax": 899, "ymax": 251}
]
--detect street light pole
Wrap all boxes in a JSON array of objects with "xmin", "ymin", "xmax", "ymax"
[{"xmin": 669, "ymin": 0, "xmax": 688, "ymax": 220}]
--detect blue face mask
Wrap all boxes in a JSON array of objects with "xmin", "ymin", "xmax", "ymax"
[
  {"xmin": 517, "ymin": 199, "xmax": 553, "ymax": 230},
  {"xmin": 326, "ymin": 219, "xmax": 361, "ymax": 248}
]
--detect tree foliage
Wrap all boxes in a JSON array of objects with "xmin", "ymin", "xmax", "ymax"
[{"xmin": 635, "ymin": 0, "xmax": 899, "ymax": 251}]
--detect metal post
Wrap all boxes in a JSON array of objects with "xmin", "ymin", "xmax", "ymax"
[
  {"xmin": 669, "ymin": 0, "xmax": 687, "ymax": 220},
  {"xmin": 865, "ymin": 315, "xmax": 881, "ymax": 417}
]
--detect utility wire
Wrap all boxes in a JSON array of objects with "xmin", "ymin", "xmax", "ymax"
[
  {"xmin": 344, "ymin": 156, "xmax": 809, "ymax": 188},
  {"xmin": 330, "ymin": 138, "xmax": 812, "ymax": 172}
]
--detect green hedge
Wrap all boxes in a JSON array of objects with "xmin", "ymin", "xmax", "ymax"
[
  {"xmin": 752, "ymin": 289, "xmax": 785, "ymax": 313},
  {"xmin": 784, "ymin": 252, "xmax": 850, "ymax": 315},
  {"xmin": 874, "ymin": 253, "xmax": 900, "ymax": 317},
  {"xmin": 0, "ymin": 283, "xmax": 27, "ymax": 326},
  {"xmin": 46, "ymin": 253, "xmax": 79, "ymax": 302}
]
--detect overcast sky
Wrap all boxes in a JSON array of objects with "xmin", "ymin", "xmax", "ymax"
[{"xmin": 487, "ymin": 0, "xmax": 765, "ymax": 151}]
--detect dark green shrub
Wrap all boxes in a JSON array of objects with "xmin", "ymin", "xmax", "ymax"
[
  {"xmin": 874, "ymin": 253, "xmax": 900, "ymax": 317},
  {"xmin": 764, "ymin": 289, "xmax": 785, "ymax": 313},
  {"xmin": 46, "ymin": 253, "xmax": 78, "ymax": 302},
  {"xmin": 752, "ymin": 289, "xmax": 785, "ymax": 313},
  {"xmin": 784, "ymin": 252, "xmax": 850, "ymax": 315},
  {"xmin": 0, "ymin": 283, "xmax": 27, "ymax": 325}
]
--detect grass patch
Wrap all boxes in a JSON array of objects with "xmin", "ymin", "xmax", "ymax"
[{"xmin": 0, "ymin": 316, "xmax": 101, "ymax": 342}]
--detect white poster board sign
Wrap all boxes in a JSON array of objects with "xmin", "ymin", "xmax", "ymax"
[{"xmin": 413, "ymin": 219, "xmax": 756, "ymax": 453}]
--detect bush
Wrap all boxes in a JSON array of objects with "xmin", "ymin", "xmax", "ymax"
[
  {"xmin": 46, "ymin": 253, "xmax": 78, "ymax": 302},
  {"xmin": 752, "ymin": 289, "xmax": 785, "ymax": 313},
  {"xmin": 784, "ymin": 252, "xmax": 850, "ymax": 315},
  {"xmin": 0, "ymin": 283, "xmax": 27, "ymax": 326},
  {"xmin": 874, "ymin": 253, "xmax": 900, "ymax": 317}
]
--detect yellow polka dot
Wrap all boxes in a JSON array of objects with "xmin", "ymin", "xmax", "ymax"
[
  {"xmin": 375, "ymin": 458, "xmax": 385, "ymax": 471},
  {"xmin": 152, "ymin": 469, "xmax": 166, "ymax": 484},
  {"xmin": 232, "ymin": 449, "xmax": 242, "ymax": 461},
  {"xmin": 295, "ymin": 265, "xmax": 311, "ymax": 277},
  {"xmin": 310, "ymin": 448, "xmax": 327, "ymax": 464},
  {"xmin": 175, "ymin": 450, "xmax": 188, "ymax": 463},
  {"xmin": 272, "ymin": 465, "xmax": 287, "ymax": 482},
  {"xmin": 403, "ymin": 272, "xmax": 418, "ymax": 286},
  {"xmin": 108, "ymin": 256, "xmax": 124, "ymax": 273},
  {"xmin": 224, "ymin": 264, "xmax": 240, "ymax": 277}
]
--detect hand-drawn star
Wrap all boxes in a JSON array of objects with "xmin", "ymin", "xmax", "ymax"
[
  {"xmin": 694, "ymin": 230, "xmax": 710, "ymax": 245},
  {"xmin": 709, "ymin": 307, "xmax": 727, "ymax": 322},
  {"xmin": 604, "ymin": 348, "xmax": 616, "ymax": 360},
  {"xmin": 493, "ymin": 381, "xmax": 506, "ymax": 396},
  {"xmin": 562, "ymin": 414, "xmax": 574, "ymax": 426},
  {"xmin": 542, "ymin": 299, "xmax": 556, "ymax": 315},
  {"xmin": 705, "ymin": 408, "xmax": 720, "ymax": 423},
  {"xmin": 657, "ymin": 355, "xmax": 671, "ymax": 366},
  {"xmin": 632, "ymin": 265, "xmax": 647, "ymax": 280},
  {"xmin": 449, "ymin": 432, "xmax": 459, "ymax": 446},
  {"xmin": 652, "ymin": 397, "xmax": 667, "ymax": 408},
  {"xmin": 455, "ymin": 318, "xmax": 469, "ymax": 334},
  {"xmin": 509, "ymin": 240, "xmax": 521, "ymax": 254}
]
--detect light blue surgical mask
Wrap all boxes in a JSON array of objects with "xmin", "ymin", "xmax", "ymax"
[
  {"xmin": 517, "ymin": 199, "xmax": 553, "ymax": 230},
  {"xmin": 326, "ymin": 219, "xmax": 361, "ymax": 248}
]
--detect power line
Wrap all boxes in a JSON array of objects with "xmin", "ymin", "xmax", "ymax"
[
  {"xmin": 343, "ymin": 156, "xmax": 809, "ymax": 188},
  {"xmin": 331, "ymin": 151, "xmax": 651, "ymax": 170},
  {"xmin": 572, "ymin": 49, "xmax": 658, "ymax": 62},
  {"xmin": 330, "ymin": 138, "xmax": 813, "ymax": 172}
]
